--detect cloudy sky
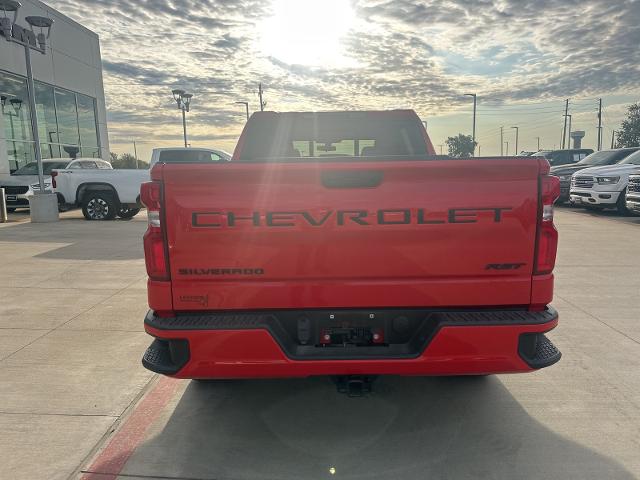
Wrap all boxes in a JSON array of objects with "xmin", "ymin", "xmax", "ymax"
[{"xmin": 49, "ymin": 0, "xmax": 640, "ymax": 160}]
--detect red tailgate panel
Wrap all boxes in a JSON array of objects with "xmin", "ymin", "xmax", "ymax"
[{"xmin": 161, "ymin": 159, "xmax": 541, "ymax": 310}]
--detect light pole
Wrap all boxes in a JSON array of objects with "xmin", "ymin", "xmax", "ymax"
[
  {"xmin": 172, "ymin": 89, "xmax": 192, "ymax": 148},
  {"xmin": 1, "ymin": 0, "xmax": 57, "ymax": 221},
  {"xmin": 511, "ymin": 126, "xmax": 519, "ymax": 155},
  {"xmin": 235, "ymin": 101, "xmax": 249, "ymax": 121},
  {"xmin": 536, "ymin": 136, "xmax": 541, "ymax": 151},
  {"xmin": 465, "ymin": 93, "xmax": 477, "ymax": 155},
  {"xmin": 504, "ymin": 141, "xmax": 509, "ymax": 156}
]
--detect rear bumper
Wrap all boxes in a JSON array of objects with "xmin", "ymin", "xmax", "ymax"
[{"xmin": 142, "ymin": 307, "xmax": 560, "ymax": 378}]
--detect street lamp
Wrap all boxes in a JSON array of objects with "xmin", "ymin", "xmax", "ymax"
[
  {"xmin": 172, "ymin": 89, "xmax": 192, "ymax": 148},
  {"xmin": 464, "ymin": 93, "xmax": 477, "ymax": 156},
  {"xmin": 235, "ymin": 101, "xmax": 249, "ymax": 121},
  {"xmin": 1, "ymin": 0, "xmax": 57, "ymax": 222},
  {"xmin": 511, "ymin": 126, "xmax": 519, "ymax": 155}
]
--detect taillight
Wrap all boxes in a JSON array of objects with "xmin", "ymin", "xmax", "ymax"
[
  {"xmin": 51, "ymin": 171, "xmax": 58, "ymax": 189},
  {"xmin": 141, "ymin": 181, "xmax": 169, "ymax": 281},
  {"xmin": 535, "ymin": 175, "xmax": 560, "ymax": 275}
]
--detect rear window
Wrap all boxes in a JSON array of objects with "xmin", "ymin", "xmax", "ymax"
[
  {"xmin": 158, "ymin": 150, "xmax": 224, "ymax": 163},
  {"xmin": 238, "ymin": 112, "xmax": 428, "ymax": 161}
]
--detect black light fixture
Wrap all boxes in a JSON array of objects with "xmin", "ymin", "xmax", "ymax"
[
  {"xmin": 182, "ymin": 93, "xmax": 193, "ymax": 112},
  {"xmin": 25, "ymin": 15, "xmax": 53, "ymax": 52},
  {"xmin": 0, "ymin": 0, "xmax": 20, "ymax": 39}
]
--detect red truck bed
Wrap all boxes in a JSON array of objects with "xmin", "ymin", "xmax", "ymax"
[{"xmin": 140, "ymin": 110, "xmax": 561, "ymax": 380}]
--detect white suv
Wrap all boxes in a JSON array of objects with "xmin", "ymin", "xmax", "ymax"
[{"xmin": 570, "ymin": 149, "xmax": 640, "ymax": 214}]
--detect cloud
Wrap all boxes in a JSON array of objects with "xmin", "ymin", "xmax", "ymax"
[{"xmin": 46, "ymin": 0, "xmax": 640, "ymax": 157}]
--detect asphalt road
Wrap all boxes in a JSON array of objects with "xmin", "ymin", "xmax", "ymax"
[{"xmin": 0, "ymin": 206, "xmax": 639, "ymax": 480}]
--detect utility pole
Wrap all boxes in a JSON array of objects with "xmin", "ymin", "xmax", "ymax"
[
  {"xmin": 536, "ymin": 136, "xmax": 540, "ymax": 151},
  {"xmin": 500, "ymin": 126, "xmax": 504, "ymax": 156},
  {"xmin": 566, "ymin": 114, "xmax": 572, "ymax": 148},
  {"xmin": 258, "ymin": 83, "xmax": 266, "ymax": 111},
  {"xmin": 611, "ymin": 130, "xmax": 616, "ymax": 149},
  {"xmin": 133, "ymin": 140, "xmax": 138, "ymax": 169},
  {"xmin": 465, "ymin": 93, "xmax": 477, "ymax": 155},
  {"xmin": 505, "ymin": 141, "xmax": 509, "ymax": 156},
  {"xmin": 597, "ymin": 98, "xmax": 603, "ymax": 150},
  {"xmin": 562, "ymin": 99, "xmax": 569, "ymax": 149},
  {"xmin": 511, "ymin": 126, "xmax": 519, "ymax": 155}
]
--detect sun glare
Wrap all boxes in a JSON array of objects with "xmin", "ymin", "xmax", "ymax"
[{"xmin": 260, "ymin": 0, "xmax": 356, "ymax": 67}]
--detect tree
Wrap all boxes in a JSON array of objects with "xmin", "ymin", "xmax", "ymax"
[
  {"xmin": 616, "ymin": 103, "xmax": 640, "ymax": 148},
  {"xmin": 445, "ymin": 134, "xmax": 477, "ymax": 158},
  {"xmin": 109, "ymin": 152, "xmax": 118, "ymax": 163},
  {"xmin": 110, "ymin": 153, "xmax": 149, "ymax": 169}
]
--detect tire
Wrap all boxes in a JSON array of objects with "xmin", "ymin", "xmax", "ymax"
[
  {"xmin": 616, "ymin": 188, "xmax": 629, "ymax": 215},
  {"xmin": 117, "ymin": 206, "xmax": 141, "ymax": 219},
  {"xmin": 82, "ymin": 192, "xmax": 117, "ymax": 220},
  {"xmin": 6, "ymin": 208, "xmax": 16, "ymax": 213}
]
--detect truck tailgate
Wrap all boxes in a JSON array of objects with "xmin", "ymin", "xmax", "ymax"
[{"xmin": 158, "ymin": 159, "xmax": 542, "ymax": 310}]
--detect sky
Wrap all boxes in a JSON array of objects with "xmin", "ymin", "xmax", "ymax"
[{"xmin": 49, "ymin": 0, "xmax": 640, "ymax": 161}]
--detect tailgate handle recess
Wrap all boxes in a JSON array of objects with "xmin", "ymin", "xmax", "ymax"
[{"xmin": 321, "ymin": 171, "xmax": 384, "ymax": 188}]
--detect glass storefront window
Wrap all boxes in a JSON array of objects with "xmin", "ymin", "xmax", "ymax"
[
  {"xmin": 6, "ymin": 141, "xmax": 35, "ymax": 172},
  {"xmin": 41, "ymin": 143, "xmax": 61, "ymax": 159},
  {"xmin": 1, "ymin": 72, "xmax": 32, "ymax": 144},
  {"xmin": 2, "ymin": 72, "xmax": 35, "ymax": 171},
  {"xmin": 2, "ymin": 70, "xmax": 101, "ymax": 171},
  {"xmin": 60, "ymin": 145, "xmax": 81, "ymax": 158},
  {"xmin": 77, "ymin": 94, "xmax": 99, "ymax": 148},
  {"xmin": 35, "ymin": 82, "xmax": 59, "ymax": 146},
  {"xmin": 54, "ymin": 88, "xmax": 80, "ymax": 146},
  {"xmin": 81, "ymin": 146, "xmax": 101, "ymax": 158}
]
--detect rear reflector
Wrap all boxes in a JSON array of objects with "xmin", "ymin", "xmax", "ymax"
[
  {"xmin": 535, "ymin": 175, "xmax": 560, "ymax": 275},
  {"xmin": 141, "ymin": 181, "xmax": 169, "ymax": 281}
]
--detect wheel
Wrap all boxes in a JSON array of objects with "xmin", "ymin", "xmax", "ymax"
[
  {"xmin": 6, "ymin": 208, "xmax": 16, "ymax": 213},
  {"xmin": 117, "ymin": 206, "xmax": 141, "ymax": 219},
  {"xmin": 616, "ymin": 188, "xmax": 629, "ymax": 215},
  {"xmin": 82, "ymin": 192, "xmax": 117, "ymax": 220}
]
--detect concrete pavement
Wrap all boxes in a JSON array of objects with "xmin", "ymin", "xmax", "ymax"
[
  {"xmin": 0, "ymin": 210, "xmax": 153, "ymax": 480},
  {"xmin": 1, "ymin": 207, "xmax": 639, "ymax": 479}
]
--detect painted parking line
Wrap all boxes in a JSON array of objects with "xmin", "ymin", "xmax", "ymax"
[{"xmin": 80, "ymin": 376, "xmax": 181, "ymax": 479}]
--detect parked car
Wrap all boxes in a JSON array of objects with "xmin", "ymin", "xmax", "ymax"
[
  {"xmin": 550, "ymin": 148, "xmax": 640, "ymax": 203},
  {"xmin": 531, "ymin": 149, "xmax": 594, "ymax": 167},
  {"xmin": 569, "ymin": 149, "xmax": 640, "ymax": 214},
  {"xmin": 54, "ymin": 147, "xmax": 230, "ymax": 220},
  {"xmin": 626, "ymin": 174, "xmax": 640, "ymax": 215},
  {"xmin": 0, "ymin": 158, "xmax": 112, "ymax": 212},
  {"xmin": 140, "ymin": 110, "xmax": 561, "ymax": 388}
]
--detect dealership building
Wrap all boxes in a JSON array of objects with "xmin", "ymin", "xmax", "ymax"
[{"xmin": 0, "ymin": 0, "xmax": 108, "ymax": 176}]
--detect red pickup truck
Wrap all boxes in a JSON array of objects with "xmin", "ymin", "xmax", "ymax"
[{"xmin": 141, "ymin": 110, "xmax": 561, "ymax": 389}]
